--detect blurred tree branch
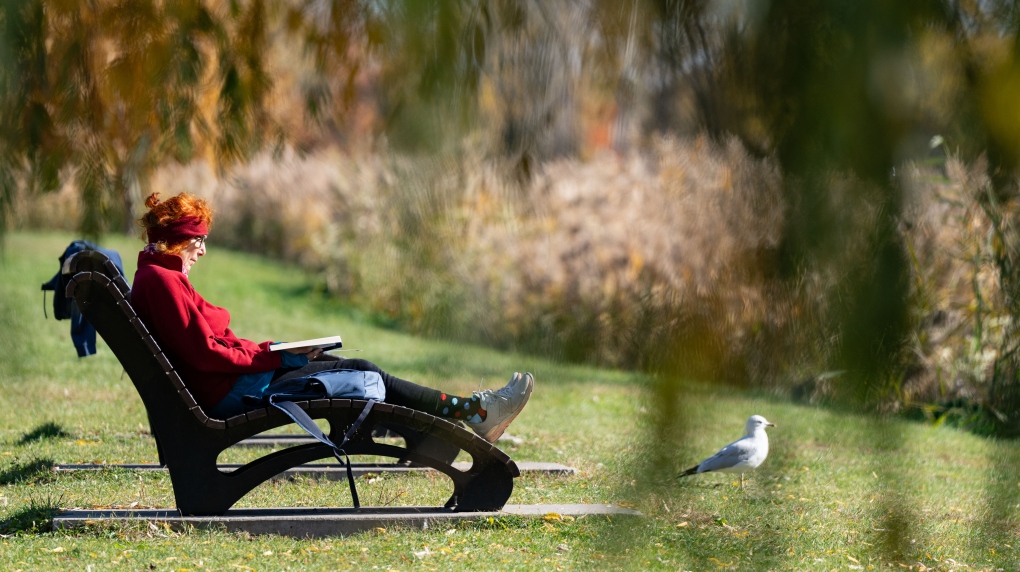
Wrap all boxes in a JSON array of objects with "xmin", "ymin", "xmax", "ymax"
[
  {"xmin": 3, "ymin": 1, "xmax": 1020, "ymax": 432},
  {"xmin": 0, "ymin": 0, "xmax": 277, "ymax": 238}
]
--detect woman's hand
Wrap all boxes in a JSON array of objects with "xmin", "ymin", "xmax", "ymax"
[{"xmin": 284, "ymin": 346, "xmax": 325, "ymax": 360}]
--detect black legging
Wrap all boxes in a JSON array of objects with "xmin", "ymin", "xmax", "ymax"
[{"xmin": 270, "ymin": 358, "xmax": 442, "ymax": 415}]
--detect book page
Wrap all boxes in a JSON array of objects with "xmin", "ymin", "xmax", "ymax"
[{"xmin": 268, "ymin": 335, "xmax": 343, "ymax": 352}]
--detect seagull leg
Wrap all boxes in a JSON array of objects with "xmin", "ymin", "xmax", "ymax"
[{"xmin": 740, "ymin": 473, "xmax": 744, "ymax": 489}]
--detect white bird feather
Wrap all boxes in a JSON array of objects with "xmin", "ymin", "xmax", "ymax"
[{"xmin": 678, "ymin": 415, "xmax": 775, "ymax": 487}]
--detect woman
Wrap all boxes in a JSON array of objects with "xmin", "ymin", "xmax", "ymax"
[{"xmin": 130, "ymin": 192, "xmax": 533, "ymax": 443}]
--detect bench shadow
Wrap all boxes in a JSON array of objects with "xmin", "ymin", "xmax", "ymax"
[
  {"xmin": 0, "ymin": 498, "xmax": 60, "ymax": 535},
  {"xmin": 18, "ymin": 422, "xmax": 71, "ymax": 444},
  {"xmin": 0, "ymin": 459, "xmax": 56, "ymax": 485}
]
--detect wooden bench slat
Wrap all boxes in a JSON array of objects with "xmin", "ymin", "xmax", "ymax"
[
  {"xmin": 141, "ymin": 335, "xmax": 161, "ymax": 355},
  {"xmin": 204, "ymin": 418, "xmax": 226, "ymax": 430},
  {"xmin": 66, "ymin": 272, "xmax": 92, "ymax": 298},
  {"xmin": 165, "ymin": 371, "xmax": 186, "ymax": 391},
  {"xmin": 129, "ymin": 317, "xmax": 150, "ymax": 336},
  {"xmin": 106, "ymin": 279, "xmax": 125, "ymax": 300},
  {"xmin": 245, "ymin": 408, "xmax": 268, "ymax": 422},
  {"xmin": 411, "ymin": 410, "xmax": 438, "ymax": 428},
  {"xmin": 177, "ymin": 389, "xmax": 198, "ymax": 409},
  {"xmin": 226, "ymin": 414, "xmax": 248, "ymax": 428},
  {"xmin": 116, "ymin": 299, "xmax": 136, "ymax": 318},
  {"xmin": 113, "ymin": 275, "xmax": 130, "ymax": 295},
  {"xmin": 103, "ymin": 259, "xmax": 121, "ymax": 280},
  {"xmin": 188, "ymin": 406, "xmax": 209, "ymax": 423},
  {"xmin": 153, "ymin": 353, "xmax": 173, "ymax": 372}
]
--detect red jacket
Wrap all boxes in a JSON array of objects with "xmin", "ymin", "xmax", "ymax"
[{"xmin": 131, "ymin": 251, "xmax": 282, "ymax": 409}]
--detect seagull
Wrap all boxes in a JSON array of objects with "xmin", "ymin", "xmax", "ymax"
[{"xmin": 677, "ymin": 415, "xmax": 775, "ymax": 488}]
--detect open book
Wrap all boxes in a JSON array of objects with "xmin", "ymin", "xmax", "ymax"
[{"xmin": 269, "ymin": 335, "xmax": 343, "ymax": 352}]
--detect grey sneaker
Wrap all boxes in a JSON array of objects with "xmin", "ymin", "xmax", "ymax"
[{"xmin": 467, "ymin": 372, "xmax": 534, "ymax": 442}]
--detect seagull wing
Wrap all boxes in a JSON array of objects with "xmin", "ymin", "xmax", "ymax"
[{"xmin": 695, "ymin": 436, "xmax": 757, "ymax": 474}]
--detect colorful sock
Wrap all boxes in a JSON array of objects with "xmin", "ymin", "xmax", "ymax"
[{"xmin": 437, "ymin": 393, "xmax": 487, "ymax": 423}]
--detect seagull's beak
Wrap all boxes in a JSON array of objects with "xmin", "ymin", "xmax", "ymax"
[{"xmin": 767, "ymin": 422, "xmax": 775, "ymax": 427}]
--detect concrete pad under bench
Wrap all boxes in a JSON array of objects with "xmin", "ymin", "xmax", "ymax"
[
  {"xmin": 54, "ymin": 461, "xmax": 579, "ymax": 478},
  {"xmin": 52, "ymin": 504, "xmax": 641, "ymax": 537},
  {"xmin": 236, "ymin": 432, "xmax": 527, "ymax": 447},
  {"xmin": 236, "ymin": 434, "xmax": 361, "ymax": 447}
]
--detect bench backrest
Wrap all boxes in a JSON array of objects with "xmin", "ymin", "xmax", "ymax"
[{"xmin": 66, "ymin": 251, "xmax": 225, "ymax": 430}]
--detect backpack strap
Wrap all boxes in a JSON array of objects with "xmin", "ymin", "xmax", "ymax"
[{"xmin": 267, "ymin": 397, "xmax": 376, "ymax": 509}]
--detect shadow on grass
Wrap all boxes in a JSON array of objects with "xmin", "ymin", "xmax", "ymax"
[
  {"xmin": 0, "ymin": 497, "xmax": 61, "ymax": 535},
  {"xmin": 972, "ymin": 442, "xmax": 1020, "ymax": 567},
  {"xmin": 18, "ymin": 421, "xmax": 71, "ymax": 444},
  {"xmin": 0, "ymin": 458, "xmax": 56, "ymax": 485}
]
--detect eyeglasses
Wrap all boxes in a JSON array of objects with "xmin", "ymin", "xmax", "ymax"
[{"xmin": 191, "ymin": 235, "xmax": 207, "ymax": 248}]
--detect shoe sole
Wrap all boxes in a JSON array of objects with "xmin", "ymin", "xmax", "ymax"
[{"xmin": 480, "ymin": 373, "xmax": 534, "ymax": 443}]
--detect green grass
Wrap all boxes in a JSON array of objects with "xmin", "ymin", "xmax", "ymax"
[{"xmin": 1, "ymin": 231, "xmax": 1018, "ymax": 571}]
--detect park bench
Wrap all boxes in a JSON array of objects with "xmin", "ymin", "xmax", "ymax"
[
  {"xmin": 65, "ymin": 251, "xmax": 464, "ymax": 465},
  {"xmin": 65, "ymin": 250, "xmax": 518, "ymax": 516}
]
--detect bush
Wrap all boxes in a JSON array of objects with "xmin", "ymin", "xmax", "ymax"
[{"xmin": 14, "ymin": 135, "xmax": 1020, "ymax": 431}]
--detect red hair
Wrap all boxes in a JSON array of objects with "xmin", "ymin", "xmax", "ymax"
[{"xmin": 138, "ymin": 192, "xmax": 214, "ymax": 254}]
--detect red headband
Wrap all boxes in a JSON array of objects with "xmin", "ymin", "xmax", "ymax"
[{"xmin": 147, "ymin": 216, "xmax": 209, "ymax": 245}]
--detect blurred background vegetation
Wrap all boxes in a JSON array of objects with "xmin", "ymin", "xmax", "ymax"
[{"xmin": 4, "ymin": 0, "xmax": 1020, "ymax": 439}]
